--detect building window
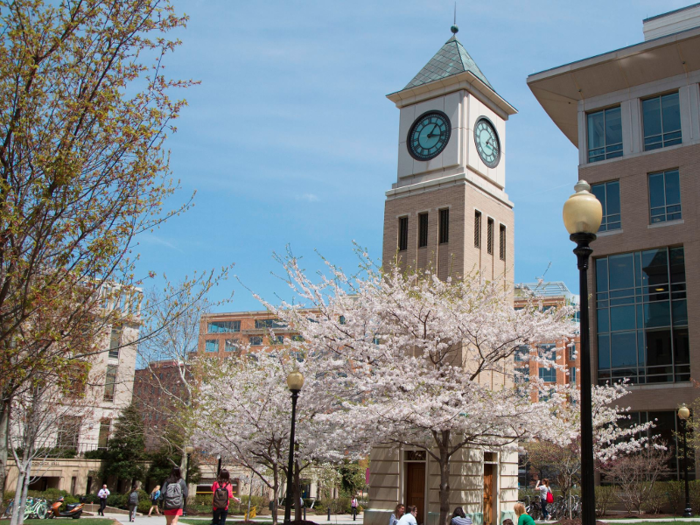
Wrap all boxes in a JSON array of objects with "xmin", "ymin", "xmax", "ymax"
[
  {"xmin": 57, "ymin": 416, "xmax": 81, "ymax": 450},
  {"xmin": 224, "ymin": 339, "xmax": 240, "ymax": 353},
  {"xmin": 539, "ymin": 367, "xmax": 556, "ymax": 383},
  {"xmin": 569, "ymin": 344, "xmax": 577, "ymax": 361},
  {"xmin": 103, "ymin": 365, "xmax": 118, "ymax": 402},
  {"xmin": 515, "ymin": 345, "xmax": 529, "ymax": 362},
  {"xmin": 570, "ymin": 367, "xmax": 577, "ymax": 384},
  {"xmin": 629, "ymin": 411, "xmax": 695, "ymax": 480},
  {"xmin": 270, "ymin": 335, "xmax": 285, "ymax": 345},
  {"xmin": 486, "ymin": 218, "xmax": 494, "ymax": 255},
  {"xmin": 539, "ymin": 343, "xmax": 557, "ymax": 362},
  {"xmin": 643, "ymin": 92, "xmax": 682, "ymax": 150},
  {"xmin": 587, "ymin": 106, "xmax": 623, "ymax": 162},
  {"xmin": 398, "ymin": 217, "xmax": 408, "ymax": 251},
  {"xmin": 208, "ymin": 321, "xmax": 240, "ymax": 333},
  {"xmin": 649, "ymin": 169, "xmax": 681, "ymax": 224},
  {"xmin": 98, "ymin": 419, "xmax": 111, "ymax": 448},
  {"xmin": 255, "ymin": 319, "xmax": 287, "ymax": 329},
  {"xmin": 474, "ymin": 211, "xmax": 481, "ymax": 248},
  {"xmin": 439, "ymin": 209, "xmax": 449, "ymax": 244},
  {"xmin": 596, "ymin": 247, "xmax": 688, "ymax": 384},
  {"xmin": 591, "ymin": 181, "xmax": 621, "ymax": 232},
  {"xmin": 418, "ymin": 213, "xmax": 428, "ymax": 248},
  {"xmin": 499, "ymin": 224, "xmax": 506, "ymax": 261},
  {"xmin": 249, "ymin": 336, "xmax": 263, "ymax": 346},
  {"xmin": 108, "ymin": 328, "xmax": 121, "ymax": 359},
  {"xmin": 205, "ymin": 339, "xmax": 219, "ymax": 352}
]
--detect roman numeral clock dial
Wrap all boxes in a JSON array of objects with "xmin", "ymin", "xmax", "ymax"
[
  {"xmin": 407, "ymin": 110, "xmax": 451, "ymax": 161},
  {"xmin": 474, "ymin": 117, "xmax": 501, "ymax": 168}
]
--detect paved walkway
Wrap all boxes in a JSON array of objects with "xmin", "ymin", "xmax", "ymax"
[
  {"xmin": 598, "ymin": 520, "xmax": 700, "ymax": 523},
  {"xmin": 103, "ymin": 511, "xmax": 363, "ymax": 525}
]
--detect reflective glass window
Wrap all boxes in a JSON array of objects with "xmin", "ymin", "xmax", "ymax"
[
  {"xmin": 587, "ymin": 106, "xmax": 623, "ymax": 162},
  {"xmin": 595, "ymin": 247, "xmax": 688, "ymax": 384},
  {"xmin": 649, "ymin": 169, "xmax": 682, "ymax": 224},
  {"xmin": 205, "ymin": 339, "xmax": 219, "ymax": 352},
  {"xmin": 643, "ymin": 93, "xmax": 682, "ymax": 150},
  {"xmin": 591, "ymin": 181, "xmax": 621, "ymax": 232}
]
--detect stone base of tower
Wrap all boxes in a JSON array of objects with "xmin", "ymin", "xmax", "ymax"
[{"xmin": 366, "ymin": 445, "xmax": 518, "ymax": 525}]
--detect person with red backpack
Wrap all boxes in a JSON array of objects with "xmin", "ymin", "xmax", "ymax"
[{"xmin": 212, "ymin": 469, "xmax": 241, "ymax": 525}]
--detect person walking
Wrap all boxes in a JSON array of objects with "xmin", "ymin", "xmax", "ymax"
[
  {"xmin": 396, "ymin": 505, "xmax": 418, "ymax": 525},
  {"xmin": 148, "ymin": 485, "xmax": 162, "ymax": 517},
  {"xmin": 128, "ymin": 483, "xmax": 140, "ymax": 523},
  {"xmin": 514, "ymin": 503, "xmax": 535, "ymax": 525},
  {"xmin": 536, "ymin": 478, "xmax": 552, "ymax": 520},
  {"xmin": 351, "ymin": 497, "xmax": 359, "ymax": 521},
  {"xmin": 389, "ymin": 503, "xmax": 405, "ymax": 525},
  {"xmin": 451, "ymin": 507, "xmax": 472, "ymax": 525},
  {"xmin": 211, "ymin": 469, "xmax": 241, "ymax": 525},
  {"xmin": 161, "ymin": 467, "xmax": 188, "ymax": 525},
  {"xmin": 97, "ymin": 484, "xmax": 110, "ymax": 516}
]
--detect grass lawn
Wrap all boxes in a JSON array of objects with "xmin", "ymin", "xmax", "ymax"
[
  {"xmin": 179, "ymin": 516, "xmax": 272, "ymax": 525},
  {"xmin": 0, "ymin": 518, "xmax": 116, "ymax": 525},
  {"xmin": 599, "ymin": 522, "xmax": 700, "ymax": 524}
]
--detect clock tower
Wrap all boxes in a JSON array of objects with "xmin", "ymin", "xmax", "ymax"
[{"xmin": 382, "ymin": 26, "xmax": 516, "ymax": 285}]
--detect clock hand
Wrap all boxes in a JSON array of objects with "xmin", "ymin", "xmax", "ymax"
[{"xmin": 427, "ymin": 124, "xmax": 439, "ymax": 138}]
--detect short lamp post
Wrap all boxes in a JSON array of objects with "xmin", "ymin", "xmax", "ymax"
[
  {"xmin": 678, "ymin": 404, "xmax": 693, "ymax": 517},
  {"xmin": 184, "ymin": 445, "xmax": 195, "ymax": 516},
  {"xmin": 284, "ymin": 370, "xmax": 304, "ymax": 525},
  {"xmin": 563, "ymin": 180, "xmax": 602, "ymax": 525}
]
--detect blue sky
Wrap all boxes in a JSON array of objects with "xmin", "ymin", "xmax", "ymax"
[{"xmin": 135, "ymin": 0, "xmax": 689, "ymax": 312}]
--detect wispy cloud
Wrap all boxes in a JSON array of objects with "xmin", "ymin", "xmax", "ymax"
[
  {"xmin": 296, "ymin": 193, "xmax": 320, "ymax": 202},
  {"xmin": 138, "ymin": 234, "xmax": 184, "ymax": 253}
]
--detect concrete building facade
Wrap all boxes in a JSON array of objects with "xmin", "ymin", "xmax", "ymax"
[
  {"xmin": 527, "ymin": 4, "xmax": 700, "ymax": 477},
  {"xmin": 368, "ymin": 26, "xmax": 519, "ymax": 525},
  {"xmin": 6, "ymin": 284, "xmax": 141, "ymax": 494}
]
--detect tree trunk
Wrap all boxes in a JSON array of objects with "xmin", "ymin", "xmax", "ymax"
[
  {"xmin": 272, "ymin": 465, "xmax": 279, "ymax": 525},
  {"xmin": 19, "ymin": 459, "xmax": 32, "ymax": 525},
  {"xmin": 10, "ymin": 463, "xmax": 25, "ymax": 525},
  {"xmin": 0, "ymin": 401, "xmax": 10, "ymax": 496},
  {"xmin": 293, "ymin": 461, "xmax": 301, "ymax": 522},
  {"xmin": 437, "ymin": 431, "xmax": 452, "ymax": 525}
]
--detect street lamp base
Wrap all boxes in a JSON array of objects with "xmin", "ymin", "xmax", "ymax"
[{"xmin": 683, "ymin": 508, "xmax": 693, "ymax": 518}]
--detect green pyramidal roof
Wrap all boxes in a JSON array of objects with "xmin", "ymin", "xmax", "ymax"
[{"xmin": 404, "ymin": 35, "xmax": 492, "ymax": 91}]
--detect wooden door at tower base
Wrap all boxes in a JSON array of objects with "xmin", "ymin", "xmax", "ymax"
[
  {"xmin": 483, "ymin": 464, "xmax": 494, "ymax": 525},
  {"xmin": 405, "ymin": 462, "xmax": 425, "ymax": 525}
]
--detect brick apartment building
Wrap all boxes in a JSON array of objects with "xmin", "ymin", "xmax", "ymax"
[
  {"xmin": 133, "ymin": 360, "xmax": 192, "ymax": 451},
  {"xmin": 198, "ymin": 310, "xmax": 301, "ymax": 356},
  {"xmin": 514, "ymin": 282, "xmax": 580, "ymax": 402},
  {"xmin": 528, "ymin": 4, "xmax": 700, "ymax": 477}
]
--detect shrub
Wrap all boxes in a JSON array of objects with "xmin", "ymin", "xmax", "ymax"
[
  {"xmin": 82, "ymin": 493, "xmax": 99, "ymax": 504},
  {"xmin": 230, "ymin": 495, "xmax": 267, "ymax": 515},
  {"xmin": 642, "ymin": 481, "xmax": 668, "ymax": 514},
  {"xmin": 595, "ymin": 485, "xmax": 617, "ymax": 517},
  {"xmin": 138, "ymin": 500, "xmax": 152, "ymax": 514},
  {"xmin": 84, "ymin": 449, "xmax": 106, "ymax": 460},
  {"xmin": 195, "ymin": 494, "xmax": 212, "ymax": 506},
  {"xmin": 106, "ymin": 493, "xmax": 127, "ymax": 508},
  {"xmin": 663, "ymin": 480, "xmax": 685, "ymax": 515}
]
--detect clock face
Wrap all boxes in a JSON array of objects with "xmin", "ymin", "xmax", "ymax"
[
  {"xmin": 407, "ymin": 111, "xmax": 451, "ymax": 161},
  {"xmin": 474, "ymin": 117, "xmax": 500, "ymax": 168}
]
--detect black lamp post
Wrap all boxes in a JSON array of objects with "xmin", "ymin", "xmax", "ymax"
[
  {"xmin": 678, "ymin": 404, "xmax": 693, "ymax": 517},
  {"xmin": 184, "ymin": 445, "xmax": 194, "ymax": 516},
  {"xmin": 563, "ymin": 181, "xmax": 602, "ymax": 525},
  {"xmin": 284, "ymin": 370, "xmax": 304, "ymax": 525}
]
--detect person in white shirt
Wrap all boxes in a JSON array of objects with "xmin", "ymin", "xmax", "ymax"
[
  {"xmin": 535, "ymin": 479, "xmax": 551, "ymax": 520},
  {"xmin": 97, "ymin": 485, "xmax": 110, "ymax": 516},
  {"xmin": 396, "ymin": 505, "xmax": 418, "ymax": 525},
  {"xmin": 451, "ymin": 507, "xmax": 472, "ymax": 525}
]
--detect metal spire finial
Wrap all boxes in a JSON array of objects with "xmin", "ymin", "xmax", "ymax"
[{"xmin": 451, "ymin": 2, "xmax": 459, "ymax": 34}]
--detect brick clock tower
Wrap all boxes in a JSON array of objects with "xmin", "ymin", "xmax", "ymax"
[{"xmin": 382, "ymin": 25, "xmax": 516, "ymax": 285}]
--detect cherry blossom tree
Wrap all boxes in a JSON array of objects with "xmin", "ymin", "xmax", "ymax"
[
  {"xmin": 195, "ymin": 346, "xmax": 368, "ymax": 524},
  {"xmin": 254, "ymin": 252, "xmax": 578, "ymax": 525},
  {"xmin": 525, "ymin": 381, "xmax": 658, "ymax": 509}
]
